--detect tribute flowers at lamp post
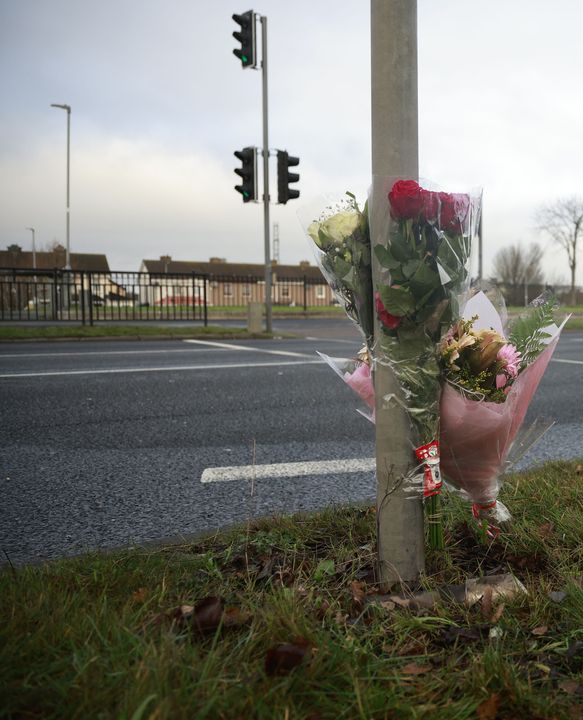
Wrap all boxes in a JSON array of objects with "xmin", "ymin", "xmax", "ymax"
[{"xmin": 370, "ymin": 178, "xmax": 481, "ymax": 548}]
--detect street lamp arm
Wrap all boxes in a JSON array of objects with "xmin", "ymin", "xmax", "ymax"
[{"xmin": 50, "ymin": 103, "xmax": 71, "ymax": 112}]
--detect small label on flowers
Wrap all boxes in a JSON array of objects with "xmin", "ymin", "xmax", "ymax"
[{"xmin": 415, "ymin": 441, "xmax": 442, "ymax": 498}]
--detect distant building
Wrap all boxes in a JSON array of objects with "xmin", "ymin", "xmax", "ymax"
[
  {"xmin": 0, "ymin": 245, "xmax": 117, "ymax": 311},
  {"xmin": 138, "ymin": 256, "xmax": 334, "ymax": 307},
  {"xmin": 0, "ymin": 244, "xmax": 109, "ymax": 273}
]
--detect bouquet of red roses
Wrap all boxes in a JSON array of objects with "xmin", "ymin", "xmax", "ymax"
[{"xmin": 370, "ymin": 178, "xmax": 482, "ymax": 547}]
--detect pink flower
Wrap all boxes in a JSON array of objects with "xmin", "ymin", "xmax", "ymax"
[
  {"xmin": 375, "ymin": 292, "xmax": 402, "ymax": 329},
  {"xmin": 496, "ymin": 373, "xmax": 508, "ymax": 389},
  {"xmin": 497, "ymin": 344, "xmax": 522, "ymax": 378}
]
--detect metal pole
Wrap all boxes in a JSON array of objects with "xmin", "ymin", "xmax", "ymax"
[
  {"xmin": 50, "ymin": 103, "xmax": 71, "ymax": 270},
  {"xmin": 65, "ymin": 106, "xmax": 71, "ymax": 270},
  {"xmin": 371, "ymin": 0, "xmax": 424, "ymax": 587},
  {"xmin": 260, "ymin": 15, "xmax": 272, "ymax": 333},
  {"xmin": 26, "ymin": 227, "xmax": 36, "ymax": 269}
]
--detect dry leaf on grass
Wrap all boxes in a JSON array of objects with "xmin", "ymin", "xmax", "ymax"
[
  {"xmin": 559, "ymin": 680, "xmax": 583, "ymax": 696},
  {"xmin": 490, "ymin": 603, "xmax": 505, "ymax": 624},
  {"xmin": 131, "ymin": 587, "xmax": 148, "ymax": 604},
  {"xmin": 401, "ymin": 662, "xmax": 431, "ymax": 675},
  {"xmin": 350, "ymin": 580, "xmax": 366, "ymax": 608},
  {"xmin": 477, "ymin": 693, "xmax": 499, "ymax": 720},
  {"xmin": 190, "ymin": 596, "xmax": 224, "ymax": 633},
  {"xmin": 265, "ymin": 640, "xmax": 310, "ymax": 676},
  {"xmin": 481, "ymin": 586, "xmax": 493, "ymax": 619},
  {"xmin": 531, "ymin": 625, "xmax": 548, "ymax": 636}
]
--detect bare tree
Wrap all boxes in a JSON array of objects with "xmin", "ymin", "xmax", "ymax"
[
  {"xmin": 537, "ymin": 197, "xmax": 583, "ymax": 306},
  {"xmin": 492, "ymin": 242, "xmax": 544, "ymax": 306}
]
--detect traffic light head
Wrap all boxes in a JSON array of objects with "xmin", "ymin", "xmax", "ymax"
[
  {"xmin": 277, "ymin": 151, "xmax": 300, "ymax": 204},
  {"xmin": 232, "ymin": 11, "xmax": 256, "ymax": 68},
  {"xmin": 234, "ymin": 146, "xmax": 258, "ymax": 202}
]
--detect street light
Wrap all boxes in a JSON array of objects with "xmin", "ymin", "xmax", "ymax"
[
  {"xmin": 25, "ymin": 227, "xmax": 36, "ymax": 269},
  {"xmin": 50, "ymin": 103, "xmax": 71, "ymax": 270}
]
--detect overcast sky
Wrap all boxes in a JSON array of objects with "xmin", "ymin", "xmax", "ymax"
[{"xmin": 1, "ymin": 0, "xmax": 582, "ymax": 284}]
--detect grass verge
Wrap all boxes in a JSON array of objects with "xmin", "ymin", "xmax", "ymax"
[
  {"xmin": 1, "ymin": 460, "xmax": 583, "ymax": 719},
  {"xmin": 0, "ymin": 325, "xmax": 270, "ymax": 341}
]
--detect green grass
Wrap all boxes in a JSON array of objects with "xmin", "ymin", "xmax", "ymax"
[
  {"xmin": 207, "ymin": 305, "xmax": 345, "ymax": 316},
  {"xmin": 1, "ymin": 460, "xmax": 583, "ymax": 719},
  {"xmin": 0, "ymin": 325, "xmax": 270, "ymax": 341}
]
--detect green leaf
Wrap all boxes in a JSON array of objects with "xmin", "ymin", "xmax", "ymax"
[
  {"xmin": 389, "ymin": 229, "xmax": 414, "ymax": 262},
  {"xmin": 332, "ymin": 256, "xmax": 353, "ymax": 280},
  {"xmin": 374, "ymin": 245, "xmax": 400, "ymax": 270},
  {"xmin": 408, "ymin": 261, "xmax": 441, "ymax": 296},
  {"xmin": 314, "ymin": 559, "xmax": 335, "ymax": 580},
  {"xmin": 379, "ymin": 285, "xmax": 416, "ymax": 316},
  {"xmin": 402, "ymin": 259, "xmax": 420, "ymax": 278}
]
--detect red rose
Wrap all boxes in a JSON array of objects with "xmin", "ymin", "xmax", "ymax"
[
  {"xmin": 439, "ymin": 192, "xmax": 470, "ymax": 232},
  {"xmin": 375, "ymin": 292, "xmax": 402, "ymax": 330},
  {"xmin": 421, "ymin": 189, "xmax": 439, "ymax": 222},
  {"xmin": 388, "ymin": 180, "xmax": 423, "ymax": 220}
]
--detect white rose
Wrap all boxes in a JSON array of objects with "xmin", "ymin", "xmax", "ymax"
[{"xmin": 308, "ymin": 211, "xmax": 360, "ymax": 248}]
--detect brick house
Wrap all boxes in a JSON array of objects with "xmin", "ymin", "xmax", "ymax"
[
  {"xmin": 0, "ymin": 244, "xmax": 114, "ymax": 310},
  {"xmin": 138, "ymin": 256, "xmax": 335, "ymax": 307}
]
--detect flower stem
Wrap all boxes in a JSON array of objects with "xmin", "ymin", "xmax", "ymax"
[{"xmin": 426, "ymin": 493, "xmax": 444, "ymax": 550}]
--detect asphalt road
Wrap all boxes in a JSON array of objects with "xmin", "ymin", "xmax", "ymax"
[{"xmin": 1, "ymin": 318, "xmax": 581, "ymax": 565}]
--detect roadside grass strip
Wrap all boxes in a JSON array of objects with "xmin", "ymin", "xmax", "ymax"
[{"xmin": 1, "ymin": 459, "xmax": 583, "ymax": 719}]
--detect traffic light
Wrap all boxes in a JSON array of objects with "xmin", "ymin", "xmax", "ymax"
[
  {"xmin": 277, "ymin": 151, "xmax": 300, "ymax": 204},
  {"xmin": 232, "ymin": 11, "xmax": 256, "ymax": 68},
  {"xmin": 234, "ymin": 146, "xmax": 258, "ymax": 202}
]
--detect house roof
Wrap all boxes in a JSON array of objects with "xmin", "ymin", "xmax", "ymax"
[
  {"xmin": 0, "ymin": 249, "xmax": 110, "ymax": 272},
  {"xmin": 141, "ymin": 258, "xmax": 325, "ymax": 281}
]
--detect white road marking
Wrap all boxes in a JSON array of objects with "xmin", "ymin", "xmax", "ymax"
[
  {"xmin": 183, "ymin": 338, "xmax": 314, "ymax": 358},
  {"xmin": 0, "ymin": 348, "xmax": 226, "ymax": 359},
  {"xmin": 200, "ymin": 457, "xmax": 376, "ymax": 483},
  {"xmin": 304, "ymin": 336, "xmax": 359, "ymax": 344},
  {"xmin": 0, "ymin": 359, "xmax": 324, "ymax": 379},
  {"xmin": 551, "ymin": 358, "xmax": 583, "ymax": 365}
]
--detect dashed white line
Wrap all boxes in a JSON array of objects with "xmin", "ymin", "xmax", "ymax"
[
  {"xmin": 183, "ymin": 338, "xmax": 314, "ymax": 358},
  {"xmin": 0, "ymin": 348, "xmax": 226, "ymax": 359},
  {"xmin": 551, "ymin": 358, "xmax": 583, "ymax": 365},
  {"xmin": 200, "ymin": 457, "xmax": 376, "ymax": 483},
  {"xmin": 0, "ymin": 359, "xmax": 324, "ymax": 379}
]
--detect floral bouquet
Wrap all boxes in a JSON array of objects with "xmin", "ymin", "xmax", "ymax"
[
  {"xmin": 439, "ymin": 290, "xmax": 568, "ymax": 534},
  {"xmin": 304, "ymin": 193, "xmax": 374, "ymax": 347},
  {"xmin": 370, "ymin": 178, "xmax": 482, "ymax": 547},
  {"xmin": 317, "ymin": 348, "xmax": 376, "ymax": 423}
]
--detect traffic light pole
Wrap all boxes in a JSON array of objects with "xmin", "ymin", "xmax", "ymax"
[{"xmin": 260, "ymin": 15, "xmax": 272, "ymax": 334}]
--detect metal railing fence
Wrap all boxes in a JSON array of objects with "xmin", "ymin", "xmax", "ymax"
[{"xmin": 0, "ymin": 268, "xmax": 336, "ymax": 323}]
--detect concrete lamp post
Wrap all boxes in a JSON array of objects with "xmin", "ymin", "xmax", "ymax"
[
  {"xmin": 25, "ymin": 227, "xmax": 36, "ymax": 269},
  {"xmin": 50, "ymin": 103, "xmax": 71, "ymax": 271}
]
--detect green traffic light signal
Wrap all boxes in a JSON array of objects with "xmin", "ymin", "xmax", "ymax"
[
  {"xmin": 232, "ymin": 11, "xmax": 256, "ymax": 68},
  {"xmin": 234, "ymin": 147, "xmax": 258, "ymax": 203}
]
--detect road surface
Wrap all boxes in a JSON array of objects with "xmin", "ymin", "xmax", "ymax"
[{"xmin": 1, "ymin": 319, "xmax": 581, "ymax": 565}]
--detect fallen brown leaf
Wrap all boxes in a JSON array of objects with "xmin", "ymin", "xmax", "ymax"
[
  {"xmin": 537, "ymin": 521, "xmax": 555, "ymax": 539},
  {"xmin": 131, "ymin": 587, "xmax": 148, "ymax": 604},
  {"xmin": 350, "ymin": 580, "xmax": 366, "ymax": 608},
  {"xmin": 531, "ymin": 625, "xmax": 548, "ymax": 636},
  {"xmin": 191, "ymin": 596, "xmax": 224, "ymax": 633},
  {"xmin": 559, "ymin": 679, "xmax": 583, "ymax": 696},
  {"xmin": 477, "ymin": 693, "xmax": 499, "ymax": 720},
  {"xmin": 401, "ymin": 662, "xmax": 431, "ymax": 675},
  {"xmin": 490, "ymin": 602, "xmax": 505, "ymax": 624},
  {"xmin": 222, "ymin": 606, "xmax": 251, "ymax": 628},
  {"xmin": 575, "ymin": 464, "xmax": 582, "ymax": 474},
  {"xmin": 265, "ymin": 641, "xmax": 309, "ymax": 676},
  {"xmin": 481, "ymin": 586, "xmax": 493, "ymax": 619}
]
